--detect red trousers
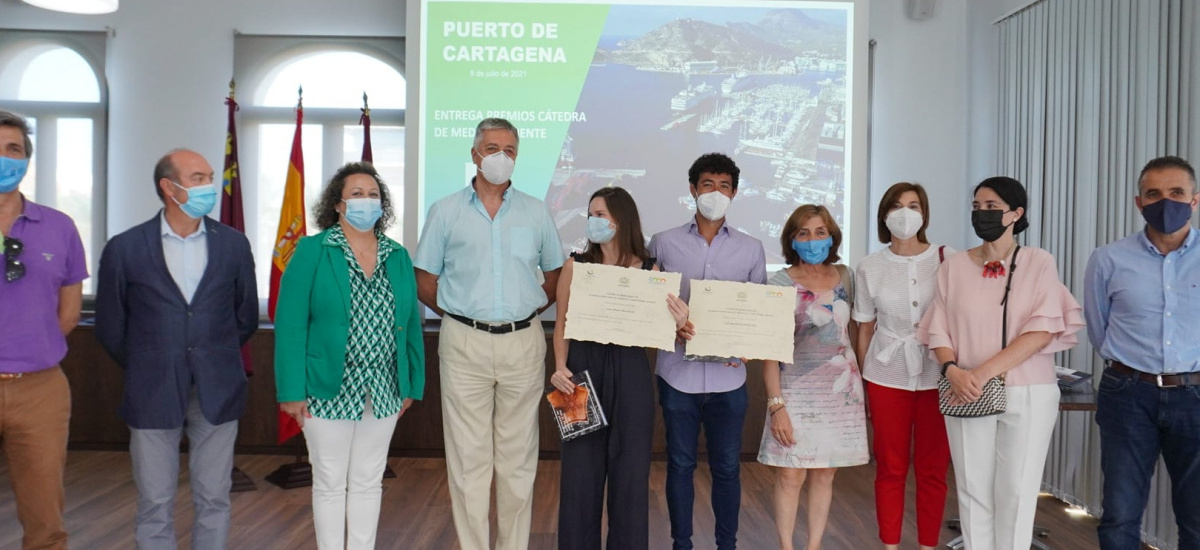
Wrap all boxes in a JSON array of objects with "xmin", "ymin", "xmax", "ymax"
[{"xmin": 867, "ymin": 381, "xmax": 950, "ymax": 547}]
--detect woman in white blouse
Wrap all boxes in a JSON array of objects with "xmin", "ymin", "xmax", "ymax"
[{"xmin": 853, "ymin": 183, "xmax": 953, "ymax": 550}]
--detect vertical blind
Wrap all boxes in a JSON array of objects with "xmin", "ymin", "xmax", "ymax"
[{"xmin": 996, "ymin": 1, "xmax": 1200, "ymax": 548}]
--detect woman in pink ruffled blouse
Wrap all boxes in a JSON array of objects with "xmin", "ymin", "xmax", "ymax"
[{"xmin": 917, "ymin": 177, "xmax": 1084, "ymax": 550}]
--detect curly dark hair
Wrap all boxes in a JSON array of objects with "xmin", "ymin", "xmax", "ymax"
[
  {"xmin": 688, "ymin": 152, "xmax": 740, "ymax": 191},
  {"xmin": 313, "ymin": 162, "xmax": 395, "ymax": 231}
]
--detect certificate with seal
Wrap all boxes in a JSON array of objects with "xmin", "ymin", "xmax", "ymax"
[
  {"xmin": 685, "ymin": 279, "xmax": 797, "ymax": 363},
  {"xmin": 565, "ymin": 262, "xmax": 682, "ymax": 351}
]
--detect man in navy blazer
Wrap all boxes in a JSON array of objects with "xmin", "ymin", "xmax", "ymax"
[{"xmin": 95, "ymin": 148, "xmax": 258, "ymax": 550}]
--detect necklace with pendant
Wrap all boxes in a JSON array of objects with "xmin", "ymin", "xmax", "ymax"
[{"xmin": 978, "ymin": 244, "xmax": 1015, "ymax": 278}]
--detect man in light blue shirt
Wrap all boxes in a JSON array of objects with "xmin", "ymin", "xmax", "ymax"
[
  {"xmin": 95, "ymin": 149, "xmax": 258, "ymax": 550},
  {"xmin": 413, "ymin": 118, "xmax": 564, "ymax": 550},
  {"xmin": 1084, "ymin": 156, "xmax": 1200, "ymax": 550}
]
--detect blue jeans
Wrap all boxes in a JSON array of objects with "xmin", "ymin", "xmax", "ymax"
[
  {"xmin": 658, "ymin": 378, "xmax": 747, "ymax": 550},
  {"xmin": 1096, "ymin": 367, "xmax": 1200, "ymax": 550}
]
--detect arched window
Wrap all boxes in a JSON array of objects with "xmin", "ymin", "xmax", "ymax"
[
  {"xmin": 0, "ymin": 32, "xmax": 108, "ymax": 295},
  {"xmin": 235, "ymin": 37, "xmax": 405, "ymax": 301}
]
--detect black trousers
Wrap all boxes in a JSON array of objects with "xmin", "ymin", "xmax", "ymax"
[{"xmin": 557, "ymin": 341, "xmax": 655, "ymax": 550}]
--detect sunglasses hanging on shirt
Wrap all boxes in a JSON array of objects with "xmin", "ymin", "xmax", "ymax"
[{"xmin": 4, "ymin": 236, "xmax": 25, "ymax": 283}]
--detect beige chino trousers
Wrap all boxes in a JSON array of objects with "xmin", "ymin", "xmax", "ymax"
[{"xmin": 439, "ymin": 317, "xmax": 545, "ymax": 550}]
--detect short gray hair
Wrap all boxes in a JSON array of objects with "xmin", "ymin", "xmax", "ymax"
[
  {"xmin": 473, "ymin": 117, "xmax": 519, "ymax": 150},
  {"xmin": 152, "ymin": 148, "xmax": 190, "ymax": 201},
  {"xmin": 0, "ymin": 110, "xmax": 34, "ymax": 159}
]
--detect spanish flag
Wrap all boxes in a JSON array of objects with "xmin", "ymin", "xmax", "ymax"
[
  {"xmin": 269, "ymin": 96, "xmax": 306, "ymax": 322},
  {"xmin": 272, "ymin": 94, "xmax": 306, "ymax": 445}
]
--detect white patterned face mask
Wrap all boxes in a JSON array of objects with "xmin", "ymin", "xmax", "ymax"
[
  {"xmin": 475, "ymin": 149, "xmax": 515, "ymax": 185},
  {"xmin": 695, "ymin": 191, "xmax": 731, "ymax": 221},
  {"xmin": 885, "ymin": 207, "xmax": 924, "ymax": 241}
]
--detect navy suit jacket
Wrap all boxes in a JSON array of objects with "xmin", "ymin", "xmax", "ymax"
[{"xmin": 95, "ymin": 215, "xmax": 259, "ymax": 429}]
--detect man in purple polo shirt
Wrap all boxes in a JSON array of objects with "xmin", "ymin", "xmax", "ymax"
[
  {"xmin": 0, "ymin": 110, "xmax": 87, "ymax": 549},
  {"xmin": 648, "ymin": 152, "xmax": 767, "ymax": 550}
]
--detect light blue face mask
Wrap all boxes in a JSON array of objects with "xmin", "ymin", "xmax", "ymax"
[
  {"xmin": 791, "ymin": 236, "xmax": 833, "ymax": 265},
  {"xmin": 586, "ymin": 216, "xmax": 617, "ymax": 244},
  {"xmin": 0, "ymin": 157, "xmax": 30, "ymax": 194},
  {"xmin": 170, "ymin": 181, "xmax": 217, "ymax": 219},
  {"xmin": 342, "ymin": 198, "xmax": 383, "ymax": 232}
]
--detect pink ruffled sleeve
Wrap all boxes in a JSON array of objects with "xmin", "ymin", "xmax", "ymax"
[
  {"xmin": 1016, "ymin": 250, "xmax": 1085, "ymax": 354},
  {"xmin": 916, "ymin": 260, "xmax": 952, "ymax": 351}
]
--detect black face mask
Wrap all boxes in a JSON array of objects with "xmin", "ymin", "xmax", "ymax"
[{"xmin": 971, "ymin": 209, "xmax": 1012, "ymax": 242}]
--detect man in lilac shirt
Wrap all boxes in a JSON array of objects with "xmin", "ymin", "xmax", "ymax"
[
  {"xmin": 648, "ymin": 152, "xmax": 767, "ymax": 550},
  {"xmin": 0, "ymin": 110, "xmax": 87, "ymax": 550}
]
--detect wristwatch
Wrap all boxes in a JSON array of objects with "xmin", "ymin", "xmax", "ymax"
[
  {"xmin": 941, "ymin": 360, "xmax": 958, "ymax": 376},
  {"xmin": 766, "ymin": 396, "xmax": 786, "ymax": 408}
]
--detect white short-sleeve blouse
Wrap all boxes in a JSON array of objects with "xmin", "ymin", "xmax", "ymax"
[{"xmin": 854, "ymin": 244, "xmax": 952, "ymax": 391}]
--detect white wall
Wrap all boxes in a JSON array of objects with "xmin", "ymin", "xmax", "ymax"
[
  {"xmin": 866, "ymin": 0, "xmax": 1037, "ymax": 253},
  {"xmin": 0, "ymin": 0, "xmax": 406, "ymax": 236},
  {"xmin": 967, "ymin": 0, "xmax": 1034, "ymax": 185},
  {"xmin": 867, "ymin": 0, "xmax": 969, "ymax": 252}
]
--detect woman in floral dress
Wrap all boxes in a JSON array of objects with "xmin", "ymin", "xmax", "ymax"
[{"xmin": 758, "ymin": 204, "xmax": 869, "ymax": 550}]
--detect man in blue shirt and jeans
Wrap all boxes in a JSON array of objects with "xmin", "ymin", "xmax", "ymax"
[
  {"xmin": 1085, "ymin": 155, "xmax": 1200, "ymax": 550},
  {"xmin": 649, "ymin": 152, "xmax": 767, "ymax": 550}
]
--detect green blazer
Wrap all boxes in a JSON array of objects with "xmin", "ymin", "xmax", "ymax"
[{"xmin": 274, "ymin": 227, "xmax": 425, "ymax": 403}]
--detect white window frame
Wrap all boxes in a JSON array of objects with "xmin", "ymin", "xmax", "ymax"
[
  {"xmin": 0, "ymin": 29, "xmax": 108, "ymax": 298},
  {"xmin": 233, "ymin": 35, "xmax": 406, "ymax": 314}
]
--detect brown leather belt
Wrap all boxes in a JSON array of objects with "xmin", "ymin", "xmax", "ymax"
[{"xmin": 1109, "ymin": 361, "xmax": 1200, "ymax": 388}]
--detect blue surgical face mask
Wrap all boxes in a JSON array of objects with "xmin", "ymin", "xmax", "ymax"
[
  {"xmin": 792, "ymin": 237, "xmax": 833, "ymax": 265},
  {"xmin": 0, "ymin": 157, "xmax": 30, "ymax": 194},
  {"xmin": 342, "ymin": 198, "xmax": 383, "ymax": 232},
  {"xmin": 170, "ymin": 181, "xmax": 217, "ymax": 219},
  {"xmin": 586, "ymin": 216, "xmax": 617, "ymax": 244},
  {"xmin": 1142, "ymin": 198, "xmax": 1194, "ymax": 234}
]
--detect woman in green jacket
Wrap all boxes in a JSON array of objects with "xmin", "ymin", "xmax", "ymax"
[{"xmin": 274, "ymin": 162, "xmax": 425, "ymax": 550}]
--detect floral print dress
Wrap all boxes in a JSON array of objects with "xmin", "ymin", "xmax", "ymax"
[{"xmin": 757, "ymin": 268, "xmax": 869, "ymax": 469}]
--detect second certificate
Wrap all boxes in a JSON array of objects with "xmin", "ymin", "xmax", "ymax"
[
  {"xmin": 686, "ymin": 279, "xmax": 797, "ymax": 363},
  {"xmin": 565, "ymin": 263, "xmax": 682, "ymax": 352}
]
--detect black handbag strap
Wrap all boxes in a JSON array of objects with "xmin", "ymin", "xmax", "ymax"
[{"xmin": 1000, "ymin": 245, "xmax": 1020, "ymax": 349}]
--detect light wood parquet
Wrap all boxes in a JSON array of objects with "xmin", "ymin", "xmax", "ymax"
[{"xmin": 0, "ymin": 452, "xmax": 1102, "ymax": 549}]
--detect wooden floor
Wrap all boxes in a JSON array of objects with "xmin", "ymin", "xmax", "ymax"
[{"xmin": 0, "ymin": 451, "xmax": 1101, "ymax": 549}]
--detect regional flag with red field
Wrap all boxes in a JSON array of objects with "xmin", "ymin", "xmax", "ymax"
[{"xmin": 220, "ymin": 82, "xmax": 254, "ymax": 376}]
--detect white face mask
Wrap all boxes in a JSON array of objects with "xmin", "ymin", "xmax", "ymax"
[
  {"xmin": 476, "ymin": 149, "xmax": 515, "ymax": 185},
  {"xmin": 695, "ymin": 191, "xmax": 732, "ymax": 222},
  {"xmin": 885, "ymin": 207, "xmax": 924, "ymax": 241}
]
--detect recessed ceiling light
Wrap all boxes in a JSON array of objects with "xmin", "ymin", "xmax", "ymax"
[{"xmin": 21, "ymin": 0, "xmax": 118, "ymax": 15}]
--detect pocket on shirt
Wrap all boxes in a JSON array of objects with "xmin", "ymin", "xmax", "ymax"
[{"xmin": 509, "ymin": 226, "xmax": 537, "ymax": 261}]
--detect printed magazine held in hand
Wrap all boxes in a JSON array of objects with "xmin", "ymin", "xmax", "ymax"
[{"xmin": 546, "ymin": 370, "xmax": 608, "ymax": 441}]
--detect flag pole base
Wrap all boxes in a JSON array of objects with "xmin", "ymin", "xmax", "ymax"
[
  {"xmin": 231, "ymin": 466, "xmax": 258, "ymax": 492},
  {"xmin": 265, "ymin": 459, "xmax": 312, "ymax": 489}
]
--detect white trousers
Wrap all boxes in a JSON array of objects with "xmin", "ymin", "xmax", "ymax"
[
  {"xmin": 945, "ymin": 383, "xmax": 1060, "ymax": 550},
  {"xmin": 439, "ymin": 317, "xmax": 546, "ymax": 550},
  {"xmin": 303, "ymin": 397, "xmax": 400, "ymax": 550}
]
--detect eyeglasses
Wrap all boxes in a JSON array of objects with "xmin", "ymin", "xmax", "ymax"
[{"xmin": 4, "ymin": 236, "xmax": 24, "ymax": 283}]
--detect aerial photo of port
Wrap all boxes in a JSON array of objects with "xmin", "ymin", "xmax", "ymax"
[{"xmin": 543, "ymin": 5, "xmax": 851, "ymax": 263}]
